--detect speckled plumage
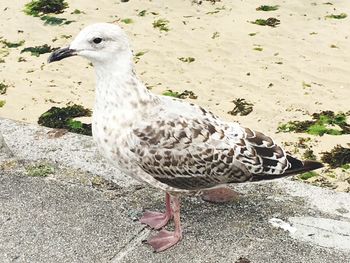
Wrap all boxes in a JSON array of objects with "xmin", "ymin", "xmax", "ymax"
[
  {"xmin": 89, "ymin": 53, "xmax": 289, "ymax": 192},
  {"xmin": 48, "ymin": 23, "xmax": 323, "ymax": 252},
  {"xmin": 90, "ymin": 58, "xmax": 292, "ymax": 193},
  {"xmin": 49, "ymin": 23, "xmax": 317, "ymax": 194}
]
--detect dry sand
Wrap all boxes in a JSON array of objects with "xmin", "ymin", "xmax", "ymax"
[{"xmin": 0, "ymin": 0, "xmax": 349, "ymax": 190}]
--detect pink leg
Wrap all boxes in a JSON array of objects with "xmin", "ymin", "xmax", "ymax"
[
  {"xmin": 140, "ymin": 193, "xmax": 172, "ymax": 229},
  {"xmin": 146, "ymin": 196, "xmax": 182, "ymax": 252}
]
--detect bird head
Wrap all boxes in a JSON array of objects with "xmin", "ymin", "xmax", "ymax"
[{"xmin": 48, "ymin": 23, "xmax": 131, "ymax": 65}]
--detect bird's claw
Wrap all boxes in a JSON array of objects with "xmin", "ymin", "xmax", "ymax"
[
  {"xmin": 140, "ymin": 211, "xmax": 172, "ymax": 229},
  {"xmin": 146, "ymin": 229, "xmax": 182, "ymax": 252}
]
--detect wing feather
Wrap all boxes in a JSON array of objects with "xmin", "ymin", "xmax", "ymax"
[{"xmin": 130, "ymin": 100, "xmax": 290, "ymax": 190}]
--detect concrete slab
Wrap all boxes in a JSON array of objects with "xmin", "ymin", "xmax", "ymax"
[
  {"xmin": 1, "ymin": 118, "xmax": 350, "ymax": 263},
  {"xmin": 0, "ymin": 169, "xmax": 148, "ymax": 263},
  {"xmin": 118, "ymin": 183, "xmax": 350, "ymax": 263}
]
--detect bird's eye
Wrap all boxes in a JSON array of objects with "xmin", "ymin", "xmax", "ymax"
[{"xmin": 93, "ymin": 37, "xmax": 103, "ymax": 44}]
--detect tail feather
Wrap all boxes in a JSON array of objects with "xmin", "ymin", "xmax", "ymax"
[
  {"xmin": 251, "ymin": 155, "xmax": 323, "ymax": 182},
  {"xmin": 283, "ymin": 155, "xmax": 323, "ymax": 176}
]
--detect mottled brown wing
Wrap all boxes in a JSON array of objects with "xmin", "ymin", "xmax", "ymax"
[
  {"xmin": 130, "ymin": 116, "xmax": 269, "ymax": 190},
  {"xmin": 242, "ymin": 127, "xmax": 289, "ymax": 175}
]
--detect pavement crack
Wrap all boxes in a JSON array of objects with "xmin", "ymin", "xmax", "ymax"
[{"xmin": 110, "ymin": 226, "xmax": 151, "ymax": 263}]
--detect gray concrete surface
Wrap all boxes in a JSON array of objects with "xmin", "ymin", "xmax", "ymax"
[{"xmin": 1, "ymin": 118, "xmax": 350, "ymax": 263}]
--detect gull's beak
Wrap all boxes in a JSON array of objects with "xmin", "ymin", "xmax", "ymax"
[{"xmin": 48, "ymin": 47, "xmax": 77, "ymax": 63}]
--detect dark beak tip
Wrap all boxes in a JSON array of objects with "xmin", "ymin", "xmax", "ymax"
[
  {"xmin": 47, "ymin": 47, "xmax": 76, "ymax": 63},
  {"xmin": 47, "ymin": 53, "xmax": 56, "ymax": 64}
]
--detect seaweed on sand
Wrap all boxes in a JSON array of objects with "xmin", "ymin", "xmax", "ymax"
[
  {"xmin": 277, "ymin": 111, "xmax": 350, "ymax": 136},
  {"xmin": 38, "ymin": 104, "xmax": 92, "ymax": 136},
  {"xmin": 321, "ymin": 145, "xmax": 350, "ymax": 168},
  {"xmin": 227, "ymin": 98, "xmax": 254, "ymax": 116},
  {"xmin": 162, "ymin": 90, "xmax": 198, "ymax": 99},
  {"xmin": 24, "ymin": 0, "xmax": 68, "ymax": 16},
  {"xmin": 178, "ymin": 57, "xmax": 195, "ymax": 63},
  {"xmin": 0, "ymin": 82, "xmax": 9, "ymax": 95},
  {"xmin": 23, "ymin": 1, "xmax": 74, "ymax": 26},
  {"xmin": 153, "ymin": 19, "xmax": 170, "ymax": 32},
  {"xmin": 138, "ymin": 10, "xmax": 147, "ymax": 17},
  {"xmin": 0, "ymin": 39, "xmax": 25, "ymax": 48},
  {"xmin": 256, "ymin": 5, "xmax": 279, "ymax": 11},
  {"xmin": 121, "ymin": 18, "xmax": 133, "ymax": 24},
  {"xmin": 303, "ymin": 149, "xmax": 317, "ymax": 160},
  {"xmin": 21, "ymin": 44, "xmax": 58, "ymax": 57},
  {"xmin": 325, "ymin": 13, "xmax": 347, "ymax": 19},
  {"xmin": 71, "ymin": 9, "xmax": 85, "ymax": 15},
  {"xmin": 134, "ymin": 51, "xmax": 148, "ymax": 63},
  {"xmin": 251, "ymin": 18, "xmax": 280, "ymax": 27},
  {"xmin": 40, "ymin": 15, "xmax": 74, "ymax": 25},
  {"xmin": 212, "ymin": 32, "xmax": 220, "ymax": 39}
]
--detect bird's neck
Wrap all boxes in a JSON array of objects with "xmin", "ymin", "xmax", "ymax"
[{"xmin": 93, "ymin": 54, "xmax": 157, "ymax": 121}]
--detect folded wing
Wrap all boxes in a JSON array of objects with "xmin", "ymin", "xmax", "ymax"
[{"xmin": 131, "ymin": 111, "xmax": 291, "ymax": 190}]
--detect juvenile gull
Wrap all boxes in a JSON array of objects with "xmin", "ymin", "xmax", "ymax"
[{"xmin": 48, "ymin": 23, "xmax": 323, "ymax": 252}]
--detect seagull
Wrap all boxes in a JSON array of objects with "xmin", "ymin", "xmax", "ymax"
[{"xmin": 48, "ymin": 23, "xmax": 323, "ymax": 252}]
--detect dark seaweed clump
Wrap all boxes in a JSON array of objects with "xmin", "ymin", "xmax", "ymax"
[
  {"xmin": 325, "ymin": 13, "xmax": 347, "ymax": 19},
  {"xmin": 40, "ymin": 15, "xmax": 74, "ymax": 25},
  {"xmin": 278, "ymin": 111, "xmax": 350, "ymax": 136},
  {"xmin": 153, "ymin": 19, "xmax": 170, "ymax": 32},
  {"xmin": 0, "ymin": 39, "xmax": 25, "ymax": 48},
  {"xmin": 256, "ymin": 5, "xmax": 279, "ymax": 11},
  {"xmin": 178, "ymin": 57, "xmax": 195, "ymax": 63},
  {"xmin": 23, "ymin": 0, "xmax": 73, "ymax": 26},
  {"xmin": 162, "ymin": 90, "xmax": 198, "ymax": 99},
  {"xmin": 0, "ymin": 82, "xmax": 9, "ymax": 95},
  {"xmin": 24, "ymin": 0, "xmax": 68, "ymax": 16},
  {"xmin": 38, "ymin": 105, "xmax": 92, "ymax": 136},
  {"xmin": 303, "ymin": 148, "xmax": 317, "ymax": 160},
  {"xmin": 138, "ymin": 10, "xmax": 147, "ymax": 16},
  {"xmin": 21, "ymin": 44, "xmax": 58, "ymax": 57},
  {"xmin": 321, "ymin": 145, "xmax": 350, "ymax": 168},
  {"xmin": 251, "ymin": 18, "xmax": 280, "ymax": 27},
  {"xmin": 227, "ymin": 98, "xmax": 254, "ymax": 116},
  {"xmin": 134, "ymin": 51, "xmax": 147, "ymax": 63}
]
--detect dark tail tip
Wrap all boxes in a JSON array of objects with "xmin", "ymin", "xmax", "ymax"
[
  {"xmin": 303, "ymin": 160, "xmax": 324, "ymax": 171},
  {"xmin": 250, "ymin": 156, "xmax": 324, "ymax": 182},
  {"xmin": 284, "ymin": 155, "xmax": 323, "ymax": 175}
]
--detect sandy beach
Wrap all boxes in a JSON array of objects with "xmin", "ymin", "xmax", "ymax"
[{"xmin": 0, "ymin": 0, "xmax": 349, "ymax": 190}]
